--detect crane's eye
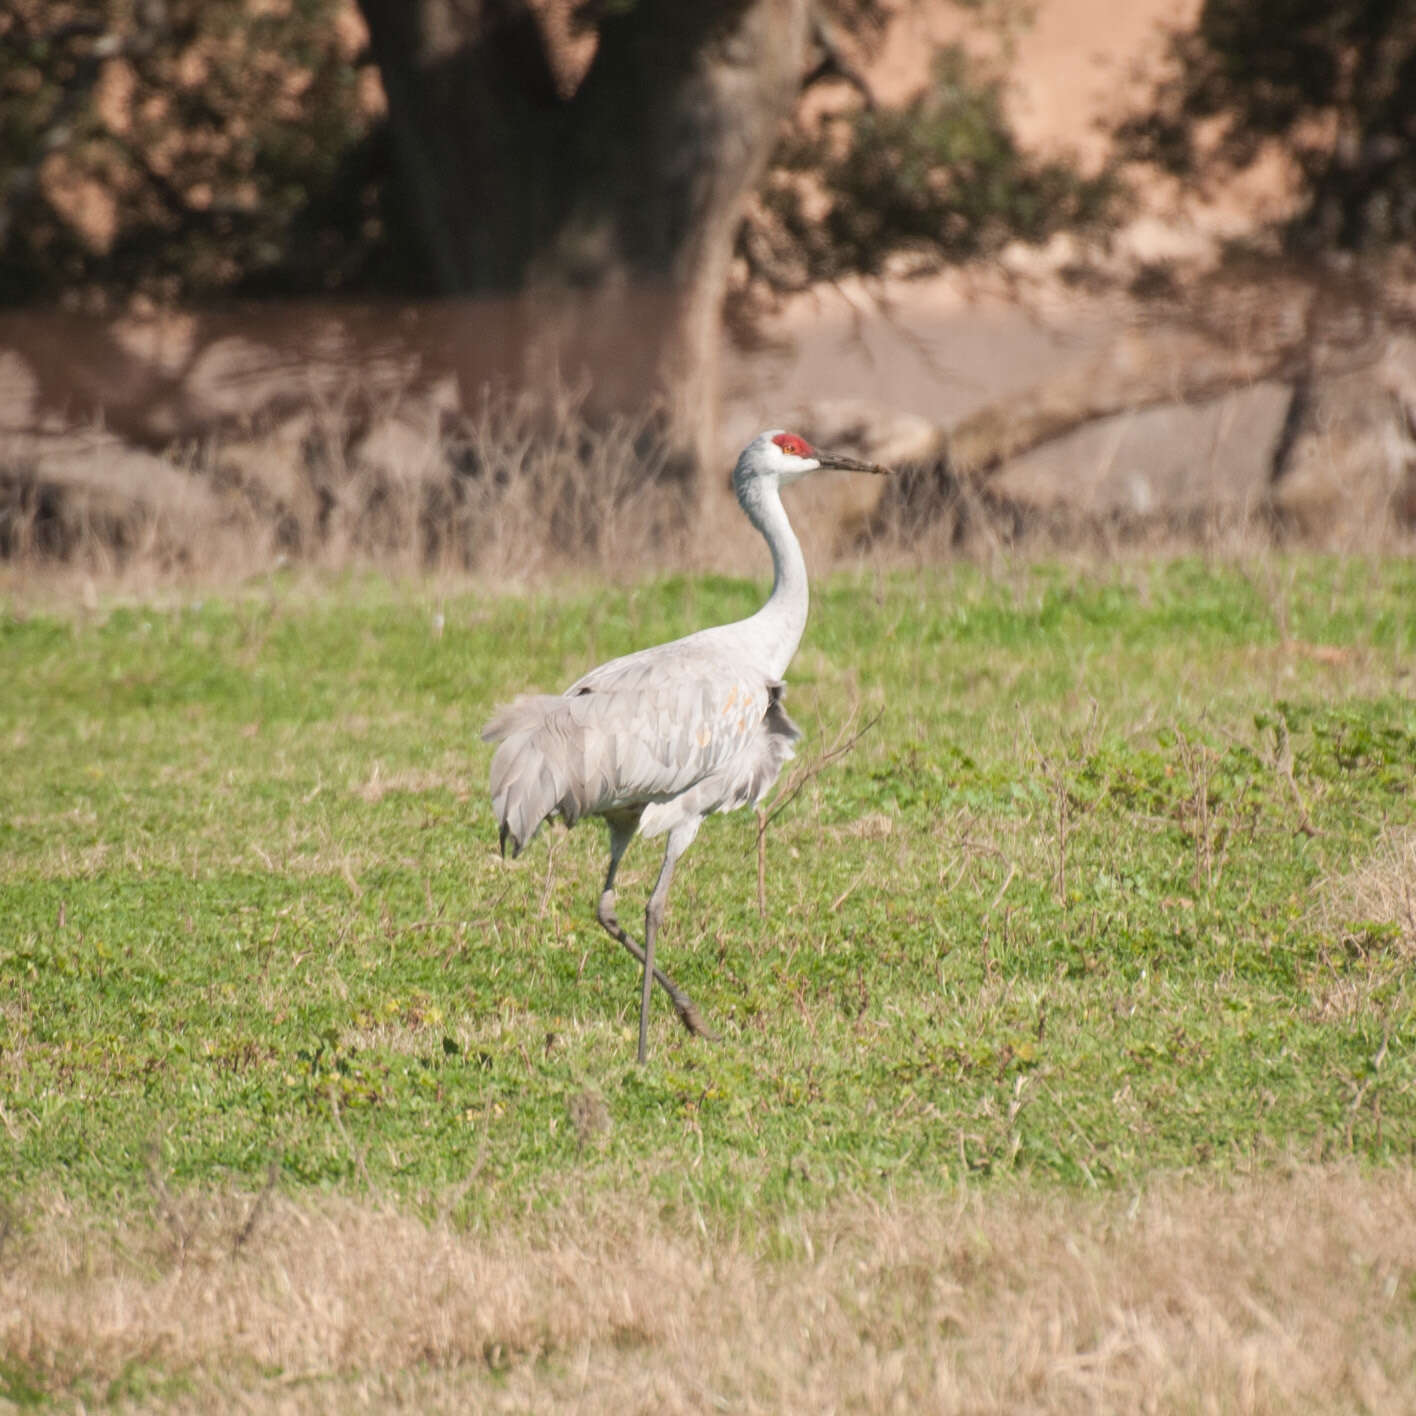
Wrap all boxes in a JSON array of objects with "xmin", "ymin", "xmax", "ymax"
[{"xmin": 772, "ymin": 433, "xmax": 811, "ymax": 457}]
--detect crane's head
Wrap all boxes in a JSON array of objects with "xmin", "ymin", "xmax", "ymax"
[{"xmin": 734, "ymin": 430, "xmax": 889, "ymax": 499}]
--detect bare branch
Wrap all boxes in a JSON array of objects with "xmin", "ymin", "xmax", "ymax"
[
  {"xmin": 765, "ymin": 706, "xmax": 883, "ymax": 832},
  {"xmin": 231, "ymin": 1160, "xmax": 281, "ymax": 1256},
  {"xmin": 802, "ymin": 9, "xmax": 877, "ymax": 109},
  {"xmin": 754, "ymin": 705, "xmax": 883, "ymax": 918}
]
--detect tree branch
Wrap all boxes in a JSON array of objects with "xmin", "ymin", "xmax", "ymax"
[
  {"xmin": 801, "ymin": 7, "xmax": 876, "ymax": 108},
  {"xmin": 755, "ymin": 704, "xmax": 883, "ymax": 917}
]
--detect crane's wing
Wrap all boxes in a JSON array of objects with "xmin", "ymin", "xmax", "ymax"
[
  {"xmin": 639, "ymin": 676, "xmax": 801, "ymax": 838},
  {"xmin": 483, "ymin": 645, "xmax": 799, "ymax": 854}
]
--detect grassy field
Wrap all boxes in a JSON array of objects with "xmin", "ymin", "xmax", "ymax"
[{"xmin": 3, "ymin": 555, "xmax": 1416, "ymax": 1409}]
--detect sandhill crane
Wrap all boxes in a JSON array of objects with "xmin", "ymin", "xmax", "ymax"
[{"xmin": 484, "ymin": 430, "xmax": 888, "ymax": 1061}]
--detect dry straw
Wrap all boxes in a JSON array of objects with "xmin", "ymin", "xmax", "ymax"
[{"xmin": 5, "ymin": 1164, "xmax": 1415, "ymax": 1412}]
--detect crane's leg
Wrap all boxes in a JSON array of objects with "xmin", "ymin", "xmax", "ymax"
[
  {"xmin": 595, "ymin": 818, "xmax": 715, "ymax": 1051},
  {"xmin": 638, "ymin": 819, "xmax": 704, "ymax": 1063}
]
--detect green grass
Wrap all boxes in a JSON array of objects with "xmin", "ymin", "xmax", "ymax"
[{"xmin": 3, "ymin": 557, "xmax": 1415, "ymax": 1225}]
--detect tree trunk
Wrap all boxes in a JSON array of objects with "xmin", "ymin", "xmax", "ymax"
[{"xmin": 355, "ymin": 0, "xmax": 811, "ymax": 477}]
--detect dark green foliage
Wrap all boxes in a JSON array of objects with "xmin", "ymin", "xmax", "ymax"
[
  {"xmin": 753, "ymin": 48, "xmax": 1115, "ymax": 291},
  {"xmin": 1117, "ymin": 0, "xmax": 1416, "ymax": 251},
  {"xmin": 0, "ymin": 0, "xmax": 385, "ymax": 306},
  {"xmin": 1, "ymin": 3, "xmax": 1107, "ymax": 311}
]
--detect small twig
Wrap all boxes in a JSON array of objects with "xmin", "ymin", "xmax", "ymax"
[
  {"xmin": 435, "ymin": 1124, "xmax": 491, "ymax": 1226},
  {"xmin": 327, "ymin": 1087, "xmax": 372, "ymax": 1190},
  {"xmin": 830, "ymin": 868, "xmax": 868, "ymax": 913},
  {"xmin": 754, "ymin": 708, "xmax": 883, "ymax": 917},
  {"xmin": 1272, "ymin": 714, "xmax": 1320, "ymax": 838},
  {"xmin": 1343, "ymin": 1076, "xmax": 1373, "ymax": 1152},
  {"xmin": 954, "ymin": 836, "xmax": 1010, "ymax": 863},
  {"xmin": 339, "ymin": 858, "xmax": 364, "ymax": 899},
  {"xmin": 987, "ymin": 861, "xmax": 1018, "ymax": 914},
  {"xmin": 143, "ymin": 1140, "xmax": 192, "ymax": 1260},
  {"xmin": 1019, "ymin": 713, "xmax": 1073, "ymax": 909},
  {"xmin": 1372, "ymin": 1024, "xmax": 1391, "ymax": 1073},
  {"xmin": 1050, "ymin": 759, "xmax": 1070, "ymax": 907},
  {"xmin": 802, "ymin": 9, "xmax": 877, "ymax": 109},
  {"xmin": 537, "ymin": 830, "xmax": 559, "ymax": 918},
  {"xmin": 1174, "ymin": 727, "xmax": 1217, "ymax": 891},
  {"xmin": 756, "ymin": 806, "xmax": 769, "ymax": 920},
  {"xmin": 232, "ymin": 1159, "xmax": 280, "ymax": 1255},
  {"xmin": 764, "ymin": 708, "xmax": 884, "ymax": 833},
  {"xmin": 1341, "ymin": 1023, "xmax": 1390, "ymax": 1151}
]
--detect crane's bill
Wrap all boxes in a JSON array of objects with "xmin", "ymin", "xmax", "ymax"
[{"xmin": 816, "ymin": 450, "xmax": 891, "ymax": 475}]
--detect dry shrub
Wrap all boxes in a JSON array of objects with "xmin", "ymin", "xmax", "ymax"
[
  {"xmin": 0, "ymin": 441, "xmax": 251, "ymax": 580},
  {"xmin": 5, "ymin": 1165, "xmax": 1416, "ymax": 1412},
  {"xmin": 5, "ymin": 368, "xmax": 1413, "ymax": 599},
  {"xmin": 221, "ymin": 383, "xmax": 698, "ymax": 583},
  {"xmin": 438, "ymin": 387, "xmax": 694, "ymax": 583},
  {"xmin": 863, "ymin": 451, "xmax": 1319, "ymax": 567},
  {"xmin": 0, "ymin": 386, "xmax": 699, "ymax": 590}
]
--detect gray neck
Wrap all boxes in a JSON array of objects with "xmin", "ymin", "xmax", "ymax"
[{"xmin": 738, "ymin": 478, "xmax": 808, "ymax": 679}]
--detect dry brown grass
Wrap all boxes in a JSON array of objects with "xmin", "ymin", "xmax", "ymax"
[
  {"xmin": 1330, "ymin": 827, "xmax": 1416, "ymax": 953},
  {"xmin": 0, "ymin": 386, "xmax": 721, "ymax": 598},
  {"xmin": 6, "ymin": 1165, "xmax": 1415, "ymax": 1412},
  {"xmin": 1306, "ymin": 827, "xmax": 1416, "ymax": 1023},
  {"xmin": 7, "ymin": 364, "xmax": 1413, "ymax": 610}
]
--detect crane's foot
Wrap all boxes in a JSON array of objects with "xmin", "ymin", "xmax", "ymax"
[{"xmin": 673, "ymin": 997, "xmax": 719, "ymax": 1041}]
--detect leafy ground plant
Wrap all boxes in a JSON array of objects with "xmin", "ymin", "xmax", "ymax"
[{"xmin": 2, "ymin": 555, "xmax": 1415, "ymax": 1408}]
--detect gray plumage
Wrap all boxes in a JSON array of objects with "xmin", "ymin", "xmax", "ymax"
[
  {"xmin": 485, "ymin": 651, "xmax": 798, "ymax": 854},
  {"xmin": 483, "ymin": 429, "xmax": 888, "ymax": 1061}
]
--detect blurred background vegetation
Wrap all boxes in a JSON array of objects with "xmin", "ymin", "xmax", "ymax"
[
  {"xmin": 0, "ymin": 0, "xmax": 387, "ymax": 307},
  {"xmin": 1117, "ymin": 0, "xmax": 1416, "ymax": 256},
  {"xmin": 2, "ymin": 1, "xmax": 1414, "ymax": 568},
  {"xmin": 5, "ymin": 1, "xmax": 1414, "ymax": 313}
]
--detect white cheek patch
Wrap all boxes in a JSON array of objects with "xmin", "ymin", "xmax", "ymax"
[{"xmin": 779, "ymin": 457, "xmax": 819, "ymax": 481}]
